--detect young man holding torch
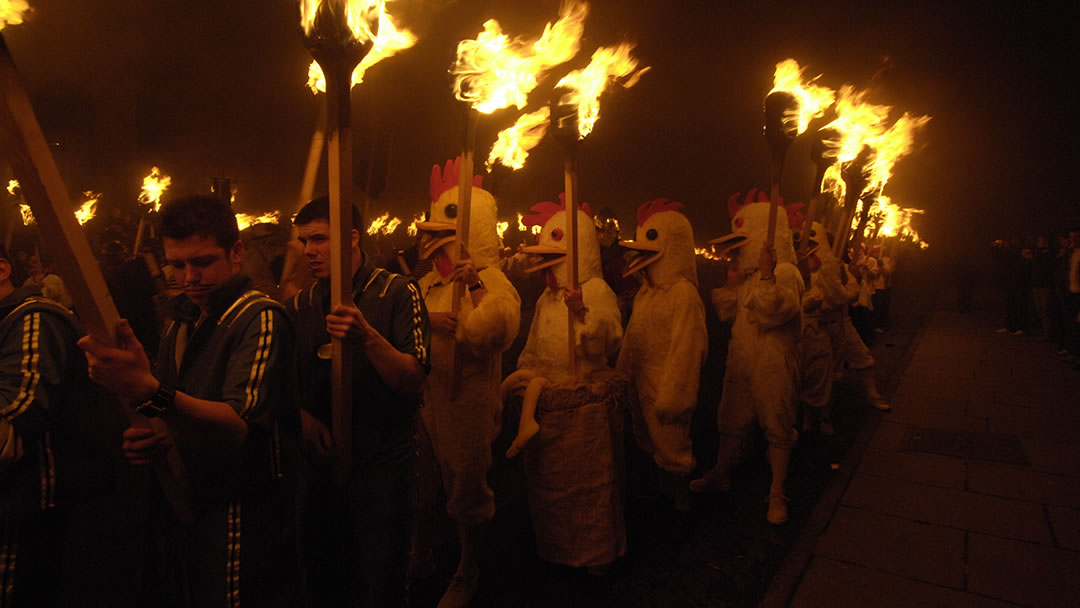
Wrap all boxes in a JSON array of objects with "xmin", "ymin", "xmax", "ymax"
[
  {"xmin": 286, "ymin": 196, "xmax": 430, "ymax": 608},
  {"xmin": 79, "ymin": 195, "xmax": 296, "ymax": 608}
]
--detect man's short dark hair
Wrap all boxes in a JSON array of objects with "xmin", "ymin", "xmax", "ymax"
[
  {"xmin": 293, "ymin": 196, "xmax": 363, "ymax": 231},
  {"xmin": 160, "ymin": 195, "xmax": 240, "ymax": 250}
]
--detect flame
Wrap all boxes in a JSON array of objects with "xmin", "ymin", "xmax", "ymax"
[
  {"xmin": 19, "ymin": 203, "xmax": 33, "ymax": 225},
  {"xmin": 0, "ymin": 0, "xmax": 29, "ymax": 31},
  {"xmin": 553, "ymin": 41, "xmax": 649, "ymax": 139},
  {"xmin": 406, "ymin": 213, "xmax": 423, "ymax": 237},
  {"xmin": 306, "ymin": 6, "xmax": 416, "ymax": 94},
  {"xmin": 769, "ymin": 59, "xmax": 835, "ymax": 135},
  {"xmin": 300, "ymin": 0, "xmax": 382, "ymax": 43},
  {"xmin": 366, "ymin": 211, "xmax": 402, "ymax": 236},
  {"xmin": 487, "ymin": 107, "xmax": 550, "ymax": 170},
  {"xmin": 236, "ymin": 211, "xmax": 281, "ymax": 231},
  {"xmin": 823, "ymin": 85, "xmax": 931, "ymax": 198},
  {"xmin": 861, "ymin": 195, "xmax": 928, "ymax": 248},
  {"xmin": 138, "ymin": 167, "xmax": 172, "ymax": 212},
  {"xmin": 6, "ymin": 179, "xmax": 18, "ymax": 196},
  {"xmin": 694, "ymin": 246, "xmax": 722, "ymax": 261},
  {"xmin": 496, "ymin": 220, "xmax": 509, "ymax": 242},
  {"xmin": 531, "ymin": 224, "xmax": 541, "ymax": 236},
  {"xmin": 451, "ymin": 0, "xmax": 588, "ymax": 114},
  {"xmin": 517, "ymin": 212, "xmax": 527, "ymax": 232},
  {"xmin": 75, "ymin": 191, "xmax": 100, "ymax": 225}
]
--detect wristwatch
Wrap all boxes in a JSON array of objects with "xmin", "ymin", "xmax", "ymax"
[
  {"xmin": 468, "ymin": 279, "xmax": 486, "ymax": 292},
  {"xmin": 136, "ymin": 383, "xmax": 176, "ymax": 418}
]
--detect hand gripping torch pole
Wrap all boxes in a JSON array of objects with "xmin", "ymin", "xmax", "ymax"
[{"xmin": 302, "ymin": 2, "xmax": 375, "ymax": 485}]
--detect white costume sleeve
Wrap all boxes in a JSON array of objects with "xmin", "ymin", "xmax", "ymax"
[
  {"xmin": 652, "ymin": 282, "xmax": 707, "ymax": 420},
  {"xmin": 458, "ymin": 267, "xmax": 521, "ymax": 356},
  {"xmin": 841, "ymin": 264, "xmax": 860, "ymax": 303},
  {"xmin": 817, "ymin": 257, "xmax": 849, "ymax": 310},
  {"xmin": 746, "ymin": 262, "xmax": 804, "ymax": 330},
  {"xmin": 577, "ymin": 278, "xmax": 622, "ymax": 360},
  {"xmin": 711, "ymin": 285, "xmax": 739, "ymax": 323}
]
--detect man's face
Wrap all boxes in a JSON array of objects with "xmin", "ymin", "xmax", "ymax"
[
  {"xmin": 164, "ymin": 234, "xmax": 243, "ymax": 309},
  {"xmin": 297, "ymin": 220, "xmax": 359, "ymax": 279},
  {"xmin": 297, "ymin": 220, "xmax": 333, "ymax": 279}
]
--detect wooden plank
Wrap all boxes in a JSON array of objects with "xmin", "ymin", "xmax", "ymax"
[{"xmin": 1, "ymin": 35, "xmax": 193, "ymax": 523}]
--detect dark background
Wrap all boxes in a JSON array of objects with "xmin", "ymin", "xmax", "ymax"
[{"xmin": 4, "ymin": 0, "xmax": 1079, "ymax": 257}]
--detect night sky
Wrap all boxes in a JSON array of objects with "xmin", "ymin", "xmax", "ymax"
[{"xmin": 4, "ymin": 0, "xmax": 1078, "ymax": 256}]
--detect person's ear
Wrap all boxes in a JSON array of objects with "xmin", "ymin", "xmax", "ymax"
[
  {"xmin": 230, "ymin": 240, "xmax": 245, "ymax": 265},
  {"xmin": 351, "ymin": 229, "xmax": 360, "ymax": 250},
  {"xmin": 0, "ymin": 259, "xmax": 11, "ymax": 283}
]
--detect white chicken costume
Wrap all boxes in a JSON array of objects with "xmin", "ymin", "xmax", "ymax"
[
  {"xmin": 506, "ymin": 196, "xmax": 628, "ymax": 568},
  {"xmin": 709, "ymin": 190, "xmax": 805, "ymax": 450},
  {"xmin": 616, "ymin": 199, "xmax": 707, "ymax": 476},
  {"xmin": 799, "ymin": 222, "xmax": 850, "ymax": 429},
  {"xmin": 416, "ymin": 158, "xmax": 521, "ymax": 525}
]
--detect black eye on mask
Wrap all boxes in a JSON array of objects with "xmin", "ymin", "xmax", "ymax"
[
  {"xmin": 646, "ymin": 228, "xmax": 658, "ymax": 240},
  {"xmin": 445, "ymin": 204, "xmax": 458, "ymax": 219}
]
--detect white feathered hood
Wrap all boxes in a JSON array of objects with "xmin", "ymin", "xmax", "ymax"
[
  {"xmin": 417, "ymin": 157, "xmax": 500, "ymax": 269},
  {"xmin": 621, "ymin": 198, "xmax": 698, "ymax": 287},
  {"xmin": 520, "ymin": 195, "xmax": 602, "ymax": 288},
  {"xmin": 708, "ymin": 188, "xmax": 801, "ymax": 273}
]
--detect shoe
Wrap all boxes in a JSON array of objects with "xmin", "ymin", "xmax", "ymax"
[
  {"xmin": 819, "ymin": 418, "xmax": 835, "ymax": 437},
  {"xmin": 767, "ymin": 494, "xmax": 790, "ymax": 525},
  {"xmin": 995, "ymin": 328, "xmax": 1009, "ymax": 334},
  {"xmin": 689, "ymin": 471, "xmax": 731, "ymax": 494},
  {"xmin": 1012, "ymin": 330, "xmax": 1024, "ymax": 336},
  {"xmin": 437, "ymin": 571, "xmax": 480, "ymax": 608},
  {"xmin": 871, "ymin": 398, "xmax": 891, "ymax": 412}
]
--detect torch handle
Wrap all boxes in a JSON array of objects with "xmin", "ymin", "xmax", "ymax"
[
  {"xmin": 324, "ymin": 61, "xmax": 355, "ymax": 486},
  {"xmin": 563, "ymin": 152, "xmax": 579, "ymax": 381},
  {"xmin": 767, "ymin": 166, "xmax": 781, "ymax": 248},
  {"xmin": 450, "ymin": 109, "xmax": 478, "ymax": 399}
]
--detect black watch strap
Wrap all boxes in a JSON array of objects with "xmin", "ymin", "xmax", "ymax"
[
  {"xmin": 136, "ymin": 383, "xmax": 176, "ymax": 418},
  {"xmin": 468, "ymin": 279, "xmax": 485, "ymax": 292}
]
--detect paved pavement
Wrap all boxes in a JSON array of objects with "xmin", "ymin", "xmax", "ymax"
[{"xmin": 782, "ymin": 296, "xmax": 1080, "ymax": 607}]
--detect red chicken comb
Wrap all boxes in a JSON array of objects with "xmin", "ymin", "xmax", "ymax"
[
  {"xmin": 636, "ymin": 198, "xmax": 686, "ymax": 226},
  {"xmin": 430, "ymin": 156, "xmax": 484, "ymax": 202},
  {"xmin": 727, "ymin": 188, "xmax": 772, "ymax": 220},
  {"xmin": 523, "ymin": 192, "xmax": 592, "ymax": 230}
]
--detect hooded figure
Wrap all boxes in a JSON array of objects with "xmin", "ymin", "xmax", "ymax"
[
  {"xmin": 692, "ymin": 189, "xmax": 805, "ymax": 526},
  {"xmin": 503, "ymin": 196, "xmax": 627, "ymax": 569},
  {"xmin": 798, "ymin": 222, "xmax": 850, "ymax": 435},
  {"xmin": 416, "ymin": 158, "xmax": 521, "ymax": 606},
  {"xmin": 616, "ymin": 199, "xmax": 707, "ymax": 509}
]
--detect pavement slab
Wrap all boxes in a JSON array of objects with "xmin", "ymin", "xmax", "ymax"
[
  {"xmin": 857, "ymin": 447, "xmax": 966, "ymax": 490},
  {"xmin": 1046, "ymin": 505, "xmax": 1080, "ymax": 551},
  {"xmin": 968, "ymin": 533, "xmax": 1080, "ymax": 607},
  {"xmin": 816, "ymin": 506, "xmax": 965, "ymax": 588},
  {"xmin": 967, "ymin": 462, "xmax": 1080, "ymax": 508},
  {"xmin": 792, "ymin": 557, "xmax": 1019, "ymax": 608}
]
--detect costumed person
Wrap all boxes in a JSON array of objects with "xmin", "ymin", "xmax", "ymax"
[
  {"xmin": 690, "ymin": 189, "xmax": 805, "ymax": 525},
  {"xmin": 616, "ymin": 199, "xmax": 707, "ymax": 512},
  {"xmin": 414, "ymin": 158, "xmax": 521, "ymax": 608},
  {"xmin": 1, "ymin": 245, "xmax": 111, "ymax": 607},
  {"xmin": 828, "ymin": 245, "xmax": 891, "ymax": 414},
  {"xmin": 503, "ymin": 194, "xmax": 628, "ymax": 571},
  {"xmin": 287, "ymin": 197, "xmax": 430, "ymax": 607},
  {"xmin": 797, "ymin": 222, "xmax": 849, "ymax": 436}
]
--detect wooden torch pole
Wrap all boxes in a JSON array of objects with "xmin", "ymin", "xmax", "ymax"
[
  {"xmin": 449, "ymin": 108, "xmax": 477, "ymax": 398},
  {"xmin": 764, "ymin": 91, "xmax": 799, "ymax": 247},
  {"xmin": 562, "ymin": 148, "xmax": 580, "ymax": 380},
  {"xmin": 1, "ymin": 35, "xmax": 193, "ymax": 523}
]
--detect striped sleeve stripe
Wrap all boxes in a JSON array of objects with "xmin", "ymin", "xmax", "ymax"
[
  {"xmin": 226, "ymin": 500, "xmax": 242, "ymax": 607},
  {"xmin": 240, "ymin": 309, "xmax": 273, "ymax": 419},
  {"xmin": 1, "ymin": 313, "xmax": 41, "ymax": 420},
  {"xmin": 405, "ymin": 281, "xmax": 428, "ymax": 366}
]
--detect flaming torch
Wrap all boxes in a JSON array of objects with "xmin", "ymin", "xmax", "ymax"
[
  {"xmin": 300, "ymin": 0, "xmax": 382, "ymax": 484},
  {"xmin": 75, "ymin": 190, "xmax": 99, "ymax": 225},
  {"xmin": 1, "ymin": 21, "xmax": 193, "ymax": 522},
  {"xmin": 133, "ymin": 166, "xmax": 171, "ymax": 255},
  {"xmin": 547, "ymin": 41, "xmax": 648, "ymax": 378}
]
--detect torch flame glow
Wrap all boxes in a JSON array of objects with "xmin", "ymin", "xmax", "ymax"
[
  {"xmin": 0, "ymin": 0, "xmax": 29, "ymax": 31},
  {"xmin": 75, "ymin": 191, "xmax": 100, "ymax": 225},
  {"xmin": 496, "ymin": 220, "xmax": 509, "ymax": 242},
  {"xmin": 236, "ymin": 211, "xmax": 281, "ymax": 231},
  {"xmin": 863, "ymin": 195, "xmax": 927, "ymax": 248},
  {"xmin": 452, "ymin": 0, "xmax": 589, "ymax": 114},
  {"xmin": 487, "ymin": 107, "xmax": 550, "ymax": 170},
  {"xmin": 694, "ymin": 247, "xmax": 722, "ymax": 261},
  {"xmin": 406, "ymin": 213, "xmax": 423, "ymax": 237},
  {"xmin": 19, "ymin": 204, "xmax": 33, "ymax": 226},
  {"xmin": 138, "ymin": 167, "xmax": 172, "ymax": 212},
  {"xmin": 366, "ymin": 211, "xmax": 402, "ymax": 236},
  {"xmin": 306, "ymin": 5, "xmax": 417, "ymax": 94},
  {"xmin": 300, "ymin": 0, "xmax": 383, "ymax": 44},
  {"xmin": 517, "ymin": 212, "xmax": 527, "ymax": 232},
  {"xmin": 6, "ymin": 179, "xmax": 19, "ymax": 196},
  {"xmin": 554, "ymin": 41, "xmax": 650, "ymax": 139},
  {"xmin": 769, "ymin": 59, "xmax": 835, "ymax": 135}
]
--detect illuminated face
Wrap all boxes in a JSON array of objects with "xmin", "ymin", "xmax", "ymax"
[
  {"xmin": 297, "ymin": 219, "xmax": 361, "ymax": 279},
  {"xmin": 164, "ymin": 234, "xmax": 243, "ymax": 309}
]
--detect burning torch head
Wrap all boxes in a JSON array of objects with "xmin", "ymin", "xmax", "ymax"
[
  {"xmin": 764, "ymin": 90, "xmax": 799, "ymax": 160},
  {"xmin": 842, "ymin": 145, "xmax": 874, "ymax": 199},
  {"xmin": 811, "ymin": 127, "xmax": 842, "ymax": 174},
  {"xmin": 548, "ymin": 86, "xmax": 581, "ymax": 148},
  {"xmin": 300, "ymin": 0, "xmax": 379, "ymax": 71},
  {"xmin": 620, "ymin": 199, "xmax": 697, "ymax": 286},
  {"xmin": 521, "ymin": 196, "xmax": 601, "ymax": 288}
]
